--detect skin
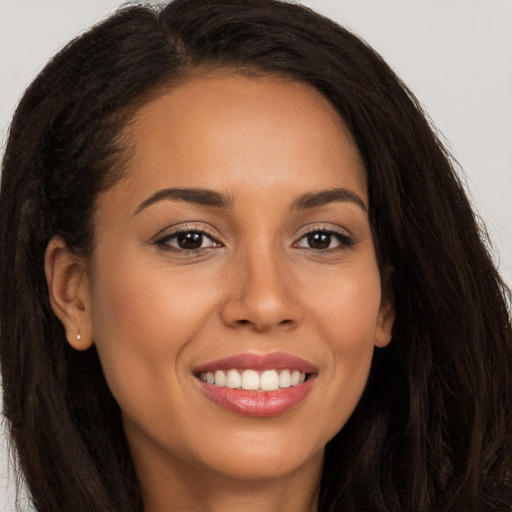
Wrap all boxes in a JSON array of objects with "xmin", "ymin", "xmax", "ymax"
[{"xmin": 46, "ymin": 73, "xmax": 394, "ymax": 512}]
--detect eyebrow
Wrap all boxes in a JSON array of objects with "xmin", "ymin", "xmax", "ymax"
[
  {"xmin": 134, "ymin": 186, "xmax": 367, "ymax": 215},
  {"xmin": 134, "ymin": 187, "xmax": 233, "ymax": 214},
  {"xmin": 291, "ymin": 188, "xmax": 368, "ymax": 212}
]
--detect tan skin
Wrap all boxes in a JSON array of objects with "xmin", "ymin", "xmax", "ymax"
[{"xmin": 45, "ymin": 73, "xmax": 394, "ymax": 512}]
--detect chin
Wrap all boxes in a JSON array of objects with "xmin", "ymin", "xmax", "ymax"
[
  {"xmin": 205, "ymin": 449, "xmax": 324, "ymax": 482},
  {"xmin": 188, "ymin": 427, "xmax": 328, "ymax": 482}
]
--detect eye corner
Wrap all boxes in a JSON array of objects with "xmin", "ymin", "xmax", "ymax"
[
  {"xmin": 153, "ymin": 225, "xmax": 224, "ymax": 254},
  {"xmin": 292, "ymin": 225, "xmax": 356, "ymax": 252}
]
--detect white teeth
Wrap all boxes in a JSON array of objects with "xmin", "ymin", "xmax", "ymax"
[
  {"xmin": 226, "ymin": 369, "xmax": 242, "ymax": 388},
  {"xmin": 241, "ymin": 369, "xmax": 259, "ymax": 390},
  {"xmin": 260, "ymin": 370, "xmax": 280, "ymax": 391},
  {"xmin": 279, "ymin": 369, "xmax": 291, "ymax": 388},
  {"xmin": 200, "ymin": 368, "xmax": 308, "ymax": 390},
  {"xmin": 214, "ymin": 370, "xmax": 226, "ymax": 387}
]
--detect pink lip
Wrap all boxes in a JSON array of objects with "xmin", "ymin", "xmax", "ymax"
[
  {"xmin": 194, "ymin": 352, "xmax": 317, "ymax": 417},
  {"xmin": 194, "ymin": 351, "xmax": 317, "ymax": 374},
  {"xmin": 198, "ymin": 378, "xmax": 315, "ymax": 417}
]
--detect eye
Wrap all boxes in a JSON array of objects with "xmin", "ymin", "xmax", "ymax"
[
  {"xmin": 155, "ymin": 229, "xmax": 222, "ymax": 251},
  {"xmin": 294, "ymin": 229, "xmax": 354, "ymax": 251}
]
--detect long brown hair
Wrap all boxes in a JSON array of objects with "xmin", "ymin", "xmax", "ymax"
[{"xmin": 1, "ymin": 1, "xmax": 511, "ymax": 510}]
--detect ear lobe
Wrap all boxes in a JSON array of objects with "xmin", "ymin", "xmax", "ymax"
[
  {"xmin": 45, "ymin": 236, "xmax": 93, "ymax": 351},
  {"xmin": 375, "ymin": 298, "xmax": 395, "ymax": 348}
]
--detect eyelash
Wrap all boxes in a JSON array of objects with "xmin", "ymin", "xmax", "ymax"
[
  {"xmin": 154, "ymin": 225, "xmax": 355, "ymax": 254},
  {"xmin": 294, "ymin": 226, "xmax": 355, "ymax": 252},
  {"xmin": 154, "ymin": 226, "xmax": 221, "ymax": 254}
]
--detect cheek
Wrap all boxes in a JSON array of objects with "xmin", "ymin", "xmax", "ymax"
[
  {"xmin": 307, "ymin": 259, "xmax": 382, "ymax": 343},
  {"xmin": 89, "ymin": 250, "xmax": 215, "ymax": 344},
  {"xmin": 86, "ymin": 254, "xmax": 203, "ymax": 403},
  {"xmin": 333, "ymin": 273, "xmax": 382, "ymax": 370},
  {"xmin": 306, "ymin": 264, "xmax": 382, "ymax": 427}
]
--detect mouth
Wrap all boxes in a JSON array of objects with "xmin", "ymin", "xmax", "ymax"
[{"xmin": 194, "ymin": 352, "xmax": 317, "ymax": 417}]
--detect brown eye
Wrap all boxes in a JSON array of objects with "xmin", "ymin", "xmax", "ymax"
[
  {"xmin": 156, "ymin": 229, "xmax": 221, "ymax": 251},
  {"xmin": 176, "ymin": 232, "xmax": 204, "ymax": 250},
  {"xmin": 294, "ymin": 229, "xmax": 354, "ymax": 251},
  {"xmin": 307, "ymin": 232, "xmax": 332, "ymax": 250}
]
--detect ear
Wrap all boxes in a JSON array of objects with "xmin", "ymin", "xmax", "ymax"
[
  {"xmin": 374, "ymin": 298, "xmax": 395, "ymax": 348},
  {"xmin": 45, "ymin": 236, "xmax": 94, "ymax": 351}
]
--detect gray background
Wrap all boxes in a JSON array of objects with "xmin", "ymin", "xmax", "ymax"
[{"xmin": 1, "ymin": 1, "xmax": 511, "ymax": 509}]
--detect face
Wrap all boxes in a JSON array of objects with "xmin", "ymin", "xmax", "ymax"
[{"xmin": 69, "ymin": 74, "xmax": 393, "ymax": 484}]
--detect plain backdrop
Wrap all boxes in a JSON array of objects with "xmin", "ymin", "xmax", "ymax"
[{"xmin": 1, "ymin": 1, "xmax": 511, "ymax": 510}]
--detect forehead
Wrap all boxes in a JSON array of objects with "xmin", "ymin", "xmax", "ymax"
[{"xmin": 102, "ymin": 73, "xmax": 367, "ymax": 211}]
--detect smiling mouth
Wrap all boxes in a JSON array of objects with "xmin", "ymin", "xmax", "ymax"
[
  {"xmin": 194, "ymin": 352, "xmax": 317, "ymax": 417},
  {"xmin": 197, "ymin": 368, "xmax": 308, "ymax": 391}
]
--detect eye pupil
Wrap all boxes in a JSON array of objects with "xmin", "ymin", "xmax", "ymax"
[
  {"xmin": 177, "ymin": 232, "xmax": 203, "ymax": 249},
  {"xmin": 308, "ymin": 232, "xmax": 331, "ymax": 249}
]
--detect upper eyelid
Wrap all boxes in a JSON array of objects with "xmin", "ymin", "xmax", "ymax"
[
  {"xmin": 154, "ymin": 227, "xmax": 222, "ymax": 253},
  {"xmin": 153, "ymin": 222, "xmax": 354, "ymax": 245},
  {"xmin": 294, "ymin": 223, "xmax": 352, "ymax": 239},
  {"xmin": 293, "ymin": 224, "xmax": 356, "ymax": 250},
  {"xmin": 154, "ymin": 224, "xmax": 220, "ymax": 241}
]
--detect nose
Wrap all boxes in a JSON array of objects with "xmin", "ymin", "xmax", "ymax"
[{"xmin": 220, "ymin": 247, "xmax": 302, "ymax": 333}]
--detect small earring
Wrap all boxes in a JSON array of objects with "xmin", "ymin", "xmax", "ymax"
[{"xmin": 76, "ymin": 332, "xmax": 81, "ymax": 341}]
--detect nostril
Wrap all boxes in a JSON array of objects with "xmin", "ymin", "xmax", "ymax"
[
  {"xmin": 220, "ymin": 295, "xmax": 301, "ymax": 331},
  {"xmin": 237, "ymin": 318, "xmax": 294, "ymax": 328}
]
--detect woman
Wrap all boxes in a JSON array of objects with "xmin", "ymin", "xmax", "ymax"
[{"xmin": 1, "ymin": 0, "xmax": 510, "ymax": 511}]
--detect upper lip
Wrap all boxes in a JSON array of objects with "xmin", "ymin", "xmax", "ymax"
[{"xmin": 194, "ymin": 351, "xmax": 317, "ymax": 374}]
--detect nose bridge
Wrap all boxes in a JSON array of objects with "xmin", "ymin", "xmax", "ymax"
[
  {"xmin": 220, "ymin": 236, "xmax": 300, "ymax": 331},
  {"xmin": 245, "ymin": 242, "xmax": 289, "ymax": 304}
]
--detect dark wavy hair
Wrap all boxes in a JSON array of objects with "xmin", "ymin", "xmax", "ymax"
[{"xmin": 1, "ymin": 1, "xmax": 511, "ymax": 510}]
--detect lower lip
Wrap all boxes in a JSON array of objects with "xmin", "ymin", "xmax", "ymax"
[{"xmin": 197, "ymin": 377, "xmax": 315, "ymax": 417}]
